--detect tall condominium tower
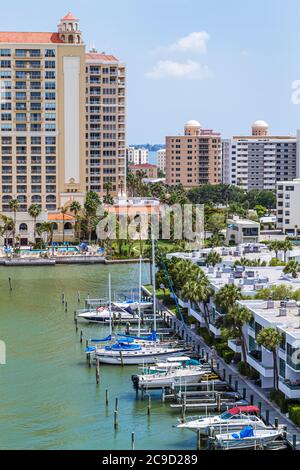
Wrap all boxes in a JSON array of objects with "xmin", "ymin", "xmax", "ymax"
[
  {"xmin": 0, "ymin": 12, "xmax": 87, "ymax": 213},
  {"xmin": 165, "ymin": 120, "xmax": 222, "ymax": 187},
  {"xmin": 222, "ymin": 121, "xmax": 299, "ymax": 190},
  {"xmin": 0, "ymin": 12, "xmax": 126, "ymax": 214},
  {"xmin": 86, "ymin": 51, "xmax": 126, "ymax": 197}
]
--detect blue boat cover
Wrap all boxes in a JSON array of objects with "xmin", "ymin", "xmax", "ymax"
[
  {"xmin": 85, "ymin": 346, "xmax": 96, "ymax": 353},
  {"xmin": 232, "ymin": 426, "xmax": 254, "ymax": 440},
  {"xmin": 105, "ymin": 343, "xmax": 142, "ymax": 352},
  {"xmin": 91, "ymin": 335, "xmax": 112, "ymax": 343}
]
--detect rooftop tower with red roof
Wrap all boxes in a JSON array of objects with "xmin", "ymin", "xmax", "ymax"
[{"xmin": 58, "ymin": 11, "xmax": 83, "ymax": 44}]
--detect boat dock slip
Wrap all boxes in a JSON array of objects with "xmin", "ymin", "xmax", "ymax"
[{"xmin": 142, "ymin": 284, "xmax": 300, "ymax": 450}]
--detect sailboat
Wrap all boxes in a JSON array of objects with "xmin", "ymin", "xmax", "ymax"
[{"xmin": 92, "ymin": 240, "xmax": 191, "ymax": 365}]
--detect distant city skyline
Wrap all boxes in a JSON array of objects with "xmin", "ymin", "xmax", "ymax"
[{"xmin": 2, "ymin": 0, "xmax": 300, "ymax": 143}]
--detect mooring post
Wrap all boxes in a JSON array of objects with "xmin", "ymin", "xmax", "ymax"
[
  {"xmin": 234, "ymin": 380, "xmax": 239, "ymax": 392},
  {"xmin": 265, "ymin": 409, "xmax": 269, "ymax": 425},
  {"xmin": 243, "ymin": 388, "xmax": 246, "ymax": 400},
  {"xmin": 8, "ymin": 278, "xmax": 12, "ymax": 291},
  {"xmin": 258, "ymin": 402, "xmax": 262, "ymax": 414},
  {"xmin": 62, "ymin": 293, "xmax": 65, "ymax": 304},
  {"xmin": 75, "ymin": 318, "xmax": 78, "ymax": 332},
  {"xmin": 223, "ymin": 369, "xmax": 226, "ymax": 381},
  {"xmin": 77, "ymin": 291, "xmax": 80, "ymax": 303},
  {"xmin": 114, "ymin": 410, "xmax": 118, "ymax": 430},
  {"xmin": 197, "ymin": 430, "xmax": 201, "ymax": 451},
  {"xmin": 96, "ymin": 359, "xmax": 100, "ymax": 385},
  {"xmin": 65, "ymin": 301, "xmax": 68, "ymax": 312},
  {"xmin": 74, "ymin": 311, "xmax": 76, "ymax": 322},
  {"xmin": 88, "ymin": 353, "xmax": 92, "ymax": 368},
  {"xmin": 132, "ymin": 432, "xmax": 135, "ymax": 451},
  {"xmin": 228, "ymin": 374, "xmax": 232, "ymax": 386},
  {"xmin": 217, "ymin": 393, "xmax": 221, "ymax": 413},
  {"xmin": 147, "ymin": 395, "xmax": 151, "ymax": 415},
  {"xmin": 250, "ymin": 394, "xmax": 254, "ymax": 405},
  {"xmin": 105, "ymin": 389, "xmax": 109, "ymax": 407},
  {"xmin": 162, "ymin": 387, "xmax": 165, "ymax": 403},
  {"xmin": 274, "ymin": 417, "xmax": 279, "ymax": 429},
  {"xmin": 80, "ymin": 330, "xmax": 83, "ymax": 344},
  {"xmin": 293, "ymin": 435, "xmax": 297, "ymax": 450}
]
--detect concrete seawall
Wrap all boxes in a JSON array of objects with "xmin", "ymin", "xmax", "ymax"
[{"xmin": 0, "ymin": 256, "xmax": 106, "ymax": 267}]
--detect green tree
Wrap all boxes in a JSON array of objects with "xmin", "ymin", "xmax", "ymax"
[
  {"xmin": 281, "ymin": 240, "xmax": 293, "ymax": 263},
  {"xmin": 268, "ymin": 240, "xmax": 282, "ymax": 259},
  {"xmin": 181, "ymin": 279, "xmax": 214, "ymax": 336},
  {"xmin": 220, "ymin": 305, "xmax": 253, "ymax": 363},
  {"xmin": 60, "ymin": 206, "xmax": 69, "ymax": 245},
  {"xmin": 83, "ymin": 191, "xmax": 101, "ymax": 243},
  {"xmin": 70, "ymin": 201, "xmax": 82, "ymax": 242},
  {"xmin": 215, "ymin": 284, "xmax": 242, "ymax": 313},
  {"xmin": 0, "ymin": 214, "xmax": 14, "ymax": 248},
  {"xmin": 103, "ymin": 182, "xmax": 114, "ymax": 205},
  {"xmin": 28, "ymin": 204, "xmax": 42, "ymax": 243},
  {"xmin": 9, "ymin": 199, "xmax": 19, "ymax": 249},
  {"xmin": 257, "ymin": 327, "xmax": 283, "ymax": 390},
  {"xmin": 206, "ymin": 251, "xmax": 222, "ymax": 267},
  {"xmin": 284, "ymin": 260, "xmax": 300, "ymax": 279},
  {"xmin": 37, "ymin": 222, "xmax": 54, "ymax": 247}
]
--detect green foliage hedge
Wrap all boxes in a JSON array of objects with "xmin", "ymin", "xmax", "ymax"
[{"xmin": 289, "ymin": 405, "xmax": 300, "ymax": 426}]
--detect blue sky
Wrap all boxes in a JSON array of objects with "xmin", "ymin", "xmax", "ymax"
[{"xmin": 3, "ymin": 0, "xmax": 300, "ymax": 143}]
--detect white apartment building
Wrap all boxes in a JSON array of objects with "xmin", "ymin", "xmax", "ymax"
[
  {"xmin": 157, "ymin": 148, "xmax": 166, "ymax": 174},
  {"xmin": 277, "ymin": 179, "xmax": 300, "ymax": 235},
  {"xmin": 226, "ymin": 217, "xmax": 260, "ymax": 245},
  {"xmin": 222, "ymin": 121, "xmax": 299, "ymax": 190},
  {"xmin": 238, "ymin": 299, "xmax": 300, "ymax": 396},
  {"xmin": 126, "ymin": 146, "xmax": 148, "ymax": 165}
]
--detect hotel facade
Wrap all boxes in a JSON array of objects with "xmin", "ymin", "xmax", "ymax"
[{"xmin": 0, "ymin": 12, "xmax": 126, "ymax": 221}]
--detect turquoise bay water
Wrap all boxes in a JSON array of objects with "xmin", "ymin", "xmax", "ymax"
[{"xmin": 0, "ymin": 265, "xmax": 195, "ymax": 450}]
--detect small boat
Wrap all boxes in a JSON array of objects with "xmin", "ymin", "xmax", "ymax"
[
  {"xmin": 77, "ymin": 303, "xmax": 139, "ymax": 324},
  {"xmin": 177, "ymin": 406, "xmax": 267, "ymax": 434},
  {"xmin": 213, "ymin": 426, "xmax": 283, "ymax": 450},
  {"xmin": 95, "ymin": 342, "xmax": 191, "ymax": 365},
  {"xmin": 132, "ymin": 357, "xmax": 211, "ymax": 389}
]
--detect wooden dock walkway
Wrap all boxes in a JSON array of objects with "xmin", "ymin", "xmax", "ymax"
[{"xmin": 142, "ymin": 285, "xmax": 300, "ymax": 450}]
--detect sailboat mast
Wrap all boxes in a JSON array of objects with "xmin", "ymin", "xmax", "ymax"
[
  {"xmin": 108, "ymin": 272, "xmax": 112, "ymax": 337},
  {"xmin": 152, "ymin": 237, "xmax": 157, "ymax": 336},
  {"xmin": 138, "ymin": 255, "xmax": 142, "ymax": 337}
]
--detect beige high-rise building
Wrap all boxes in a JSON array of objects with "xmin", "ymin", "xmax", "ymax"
[
  {"xmin": 0, "ymin": 12, "xmax": 87, "ymax": 213},
  {"xmin": 165, "ymin": 120, "xmax": 221, "ymax": 187},
  {"xmin": 0, "ymin": 12, "xmax": 126, "ymax": 218},
  {"xmin": 86, "ymin": 51, "xmax": 126, "ymax": 197}
]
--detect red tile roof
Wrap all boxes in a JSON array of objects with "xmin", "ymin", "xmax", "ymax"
[
  {"xmin": 48, "ymin": 213, "xmax": 75, "ymax": 222},
  {"xmin": 61, "ymin": 12, "xmax": 79, "ymax": 21},
  {"xmin": 86, "ymin": 52, "xmax": 118, "ymax": 62},
  {"xmin": 0, "ymin": 32, "xmax": 63, "ymax": 44}
]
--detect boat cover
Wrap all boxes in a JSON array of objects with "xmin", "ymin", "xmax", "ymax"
[
  {"xmin": 228, "ymin": 406, "xmax": 260, "ymax": 415},
  {"xmin": 232, "ymin": 426, "xmax": 254, "ymax": 440}
]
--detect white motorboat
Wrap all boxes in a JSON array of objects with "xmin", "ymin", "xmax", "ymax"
[
  {"xmin": 132, "ymin": 357, "xmax": 211, "ymax": 389},
  {"xmin": 177, "ymin": 406, "xmax": 267, "ymax": 435},
  {"xmin": 213, "ymin": 426, "xmax": 283, "ymax": 450}
]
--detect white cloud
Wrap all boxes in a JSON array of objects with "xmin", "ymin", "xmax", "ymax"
[
  {"xmin": 145, "ymin": 60, "xmax": 213, "ymax": 80},
  {"xmin": 154, "ymin": 32, "xmax": 210, "ymax": 55}
]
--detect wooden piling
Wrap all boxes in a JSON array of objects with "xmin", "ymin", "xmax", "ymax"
[
  {"xmin": 75, "ymin": 318, "xmax": 78, "ymax": 332},
  {"xmin": 105, "ymin": 389, "xmax": 109, "ymax": 406},
  {"xmin": 147, "ymin": 395, "xmax": 151, "ymax": 415},
  {"xmin": 197, "ymin": 430, "xmax": 201, "ymax": 451},
  {"xmin": 217, "ymin": 393, "xmax": 221, "ymax": 413},
  {"xmin": 8, "ymin": 277, "xmax": 12, "ymax": 291},
  {"xmin": 96, "ymin": 359, "xmax": 100, "ymax": 385},
  {"xmin": 228, "ymin": 374, "xmax": 232, "ymax": 385},
  {"xmin": 250, "ymin": 394, "xmax": 254, "ymax": 405},
  {"xmin": 293, "ymin": 435, "xmax": 297, "ymax": 450},
  {"xmin": 88, "ymin": 353, "xmax": 92, "ymax": 368},
  {"xmin": 234, "ymin": 380, "xmax": 239, "ymax": 392},
  {"xmin": 242, "ymin": 388, "xmax": 246, "ymax": 400},
  {"xmin": 115, "ymin": 398, "xmax": 119, "ymax": 412},
  {"xmin": 65, "ymin": 301, "xmax": 68, "ymax": 312},
  {"xmin": 265, "ymin": 409, "xmax": 269, "ymax": 425},
  {"xmin": 258, "ymin": 401, "xmax": 262, "ymax": 414},
  {"xmin": 80, "ymin": 330, "xmax": 83, "ymax": 344},
  {"xmin": 114, "ymin": 410, "xmax": 118, "ymax": 430},
  {"xmin": 62, "ymin": 293, "xmax": 65, "ymax": 304},
  {"xmin": 162, "ymin": 387, "xmax": 165, "ymax": 403},
  {"xmin": 77, "ymin": 291, "xmax": 80, "ymax": 303},
  {"xmin": 223, "ymin": 369, "xmax": 226, "ymax": 381},
  {"xmin": 274, "ymin": 417, "xmax": 279, "ymax": 429},
  {"xmin": 131, "ymin": 432, "xmax": 135, "ymax": 451}
]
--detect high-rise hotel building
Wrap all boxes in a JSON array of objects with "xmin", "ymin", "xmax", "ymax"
[
  {"xmin": 222, "ymin": 121, "xmax": 299, "ymax": 191},
  {"xmin": 165, "ymin": 120, "xmax": 222, "ymax": 188},
  {"xmin": 0, "ymin": 12, "xmax": 126, "ymax": 214}
]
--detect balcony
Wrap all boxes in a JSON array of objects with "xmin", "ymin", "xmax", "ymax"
[
  {"xmin": 228, "ymin": 339, "xmax": 242, "ymax": 354},
  {"xmin": 247, "ymin": 351, "xmax": 274, "ymax": 378},
  {"xmin": 279, "ymin": 378, "xmax": 300, "ymax": 399}
]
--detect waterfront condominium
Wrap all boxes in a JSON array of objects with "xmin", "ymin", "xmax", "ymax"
[
  {"xmin": 0, "ymin": 12, "xmax": 126, "ymax": 216},
  {"xmin": 222, "ymin": 121, "xmax": 299, "ymax": 190},
  {"xmin": 86, "ymin": 51, "xmax": 126, "ymax": 197},
  {"xmin": 165, "ymin": 120, "xmax": 222, "ymax": 188},
  {"xmin": 126, "ymin": 146, "xmax": 149, "ymax": 165}
]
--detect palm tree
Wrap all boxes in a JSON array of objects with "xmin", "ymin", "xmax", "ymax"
[
  {"xmin": 215, "ymin": 284, "xmax": 242, "ymax": 314},
  {"xmin": 223, "ymin": 305, "xmax": 253, "ymax": 363},
  {"xmin": 281, "ymin": 240, "xmax": 293, "ymax": 263},
  {"xmin": 9, "ymin": 199, "xmax": 19, "ymax": 249},
  {"xmin": 70, "ymin": 201, "xmax": 82, "ymax": 242},
  {"xmin": 37, "ymin": 222, "xmax": 53, "ymax": 247},
  {"xmin": 60, "ymin": 206, "xmax": 69, "ymax": 245},
  {"xmin": 0, "ymin": 214, "xmax": 14, "ymax": 248},
  {"xmin": 28, "ymin": 204, "xmax": 42, "ymax": 244},
  {"xmin": 257, "ymin": 327, "xmax": 283, "ymax": 390},
  {"xmin": 268, "ymin": 240, "xmax": 281, "ymax": 260},
  {"xmin": 103, "ymin": 182, "xmax": 114, "ymax": 205},
  {"xmin": 284, "ymin": 260, "xmax": 300, "ymax": 278},
  {"xmin": 206, "ymin": 251, "xmax": 222, "ymax": 267},
  {"xmin": 181, "ymin": 278, "xmax": 214, "ymax": 335},
  {"xmin": 84, "ymin": 191, "xmax": 101, "ymax": 243}
]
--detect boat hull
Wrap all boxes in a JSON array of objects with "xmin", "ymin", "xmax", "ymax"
[{"xmin": 95, "ymin": 349, "xmax": 191, "ymax": 365}]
